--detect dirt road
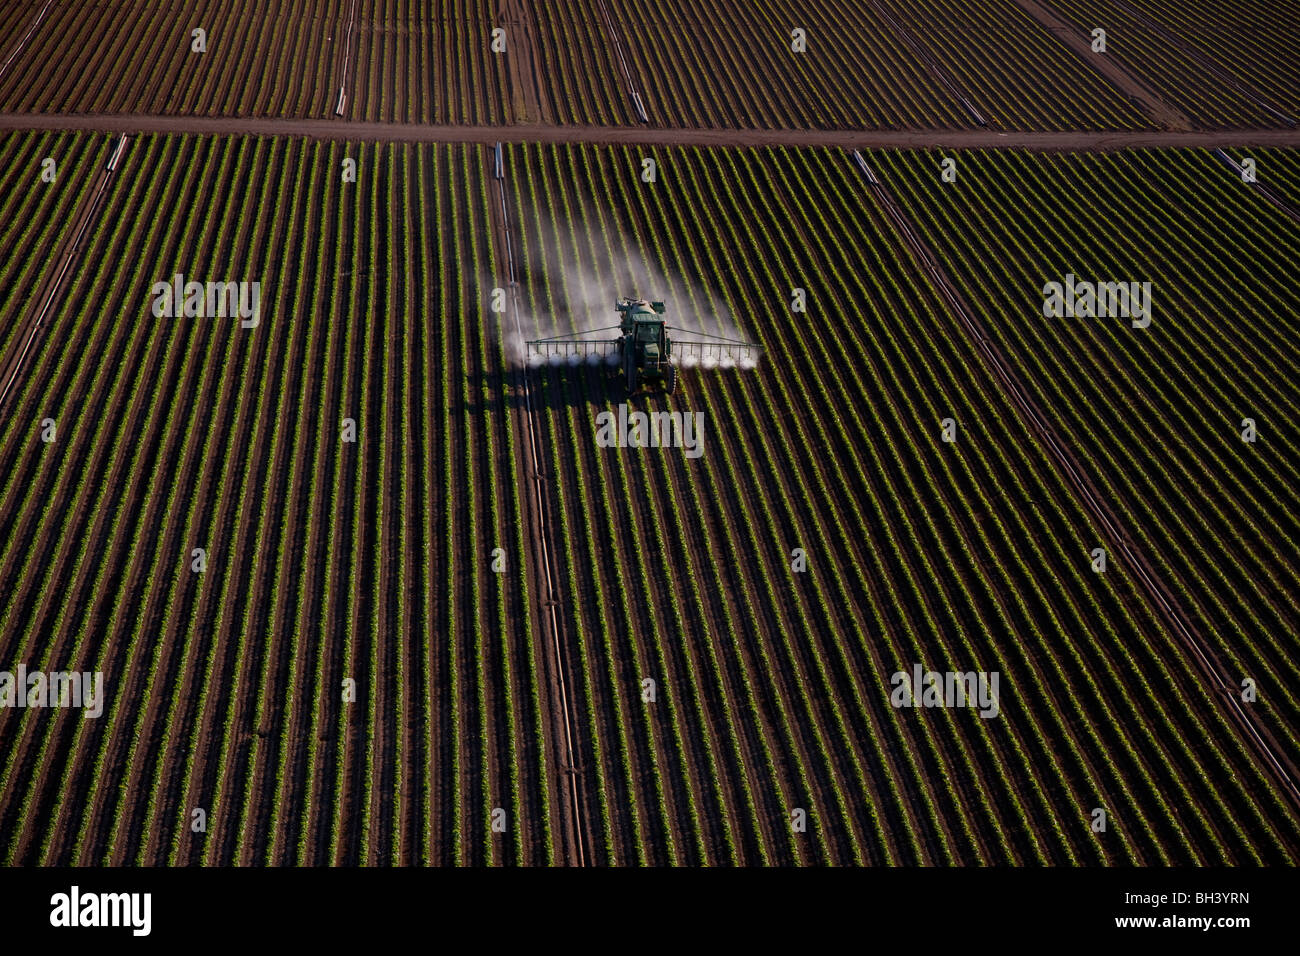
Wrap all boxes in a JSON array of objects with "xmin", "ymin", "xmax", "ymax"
[{"xmin": 3, "ymin": 113, "xmax": 1300, "ymax": 150}]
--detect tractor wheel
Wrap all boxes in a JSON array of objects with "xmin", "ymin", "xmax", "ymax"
[
  {"xmin": 625, "ymin": 354, "xmax": 636, "ymax": 395},
  {"xmin": 665, "ymin": 364, "xmax": 677, "ymax": 395}
]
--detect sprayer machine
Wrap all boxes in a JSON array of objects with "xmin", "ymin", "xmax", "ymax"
[{"xmin": 524, "ymin": 298, "xmax": 762, "ymax": 395}]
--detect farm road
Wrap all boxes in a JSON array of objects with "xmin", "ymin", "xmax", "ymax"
[{"xmin": 3, "ymin": 114, "xmax": 1300, "ymax": 150}]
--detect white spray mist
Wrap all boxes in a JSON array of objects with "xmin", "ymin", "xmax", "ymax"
[{"xmin": 485, "ymin": 198, "xmax": 759, "ymax": 370}]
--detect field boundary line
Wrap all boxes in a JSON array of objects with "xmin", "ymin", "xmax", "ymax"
[
  {"xmin": 335, "ymin": 0, "xmax": 359, "ymax": 116},
  {"xmin": 592, "ymin": 0, "xmax": 648, "ymax": 123},
  {"xmin": 853, "ymin": 152, "xmax": 1300, "ymax": 817},
  {"xmin": 0, "ymin": 133, "xmax": 128, "ymax": 416},
  {"xmin": 866, "ymin": 0, "xmax": 988, "ymax": 126},
  {"xmin": 0, "ymin": 0, "xmax": 54, "ymax": 85},
  {"xmin": 487, "ymin": 144, "xmax": 591, "ymax": 866},
  {"xmin": 1211, "ymin": 149, "xmax": 1300, "ymax": 226},
  {"xmin": 5, "ymin": 114, "xmax": 1300, "ymax": 149}
]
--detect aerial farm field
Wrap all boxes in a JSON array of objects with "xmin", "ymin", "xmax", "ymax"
[
  {"xmin": 0, "ymin": 0, "xmax": 1296, "ymax": 874},
  {"xmin": 0, "ymin": 0, "xmax": 513, "ymax": 123},
  {"xmin": 537, "ymin": 0, "xmax": 1151, "ymax": 129},
  {"xmin": 1042, "ymin": 0, "xmax": 1300, "ymax": 127}
]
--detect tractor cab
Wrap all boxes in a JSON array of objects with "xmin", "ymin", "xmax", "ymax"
[
  {"xmin": 634, "ymin": 314, "xmax": 665, "ymax": 361},
  {"xmin": 614, "ymin": 299, "xmax": 676, "ymax": 394}
]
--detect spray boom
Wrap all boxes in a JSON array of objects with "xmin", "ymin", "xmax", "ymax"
[{"xmin": 525, "ymin": 297, "xmax": 762, "ymax": 392}]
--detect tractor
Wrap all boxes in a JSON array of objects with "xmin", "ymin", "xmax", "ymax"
[{"xmin": 525, "ymin": 297, "xmax": 761, "ymax": 395}]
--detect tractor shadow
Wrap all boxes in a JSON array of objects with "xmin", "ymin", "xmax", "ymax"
[{"xmin": 457, "ymin": 365, "xmax": 680, "ymax": 417}]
